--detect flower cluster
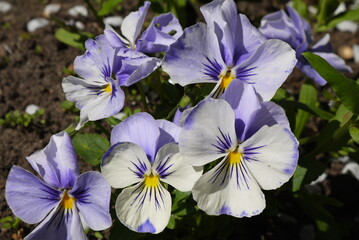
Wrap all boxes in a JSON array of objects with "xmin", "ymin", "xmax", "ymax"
[{"xmin": 5, "ymin": 0, "xmax": 352, "ymax": 238}]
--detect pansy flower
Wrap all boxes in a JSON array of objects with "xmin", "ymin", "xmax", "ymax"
[
  {"xmin": 259, "ymin": 5, "xmax": 352, "ymax": 85},
  {"xmin": 179, "ymin": 81, "xmax": 298, "ymax": 217},
  {"xmin": 5, "ymin": 132, "xmax": 112, "ymax": 239},
  {"xmin": 104, "ymin": 1, "xmax": 183, "ymax": 84},
  {"xmin": 62, "ymin": 35, "xmax": 125, "ymax": 130},
  {"xmin": 101, "ymin": 113, "xmax": 202, "ymax": 233},
  {"xmin": 162, "ymin": 0, "xmax": 297, "ymax": 100}
]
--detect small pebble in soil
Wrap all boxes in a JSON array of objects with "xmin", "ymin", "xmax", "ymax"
[
  {"xmin": 27, "ymin": 18, "xmax": 50, "ymax": 32},
  {"xmin": 338, "ymin": 45, "xmax": 354, "ymax": 60},
  {"xmin": 43, "ymin": 3, "xmax": 61, "ymax": 18},
  {"xmin": 353, "ymin": 45, "xmax": 359, "ymax": 64},
  {"xmin": 336, "ymin": 21, "xmax": 358, "ymax": 33},
  {"xmin": 25, "ymin": 104, "xmax": 40, "ymax": 115},
  {"xmin": 104, "ymin": 16, "xmax": 124, "ymax": 27},
  {"xmin": 66, "ymin": 19, "xmax": 85, "ymax": 30},
  {"xmin": 68, "ymin": 5, "xmax": 88, "ymax": 17},
  {"xmin": 0, "ymin": 1, "xmax": 11, "ymax": 13}
]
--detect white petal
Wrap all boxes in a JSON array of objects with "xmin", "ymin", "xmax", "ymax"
[
  {"xmin": 192, "ymin": 157, "xmax": 265, "ymax": 217},
  {"xmin": 179, "ymin": 99, "xmax": 237, "ymax": 166},
  {"xmin": 101, "ymin": 142, "xmax": 151, "ymax": 189},
  {"xmin": 115, "ymin": 182, "xmax": 171, "ymax": 234},
  {"xmin": 240, "ymin": 125, "xmax": 299, "ymax": 190},
  {"xmin": 152, "ymin": 143, "xmax": 203, "ymax": 192}
]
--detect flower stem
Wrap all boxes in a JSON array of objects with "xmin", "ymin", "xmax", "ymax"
[{"xmin": 137, "ymin": 82, "xmax": 149, "ymax": 113}]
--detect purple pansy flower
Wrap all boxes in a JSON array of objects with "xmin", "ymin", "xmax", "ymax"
[
  {"xmin": 5, "ymin": 132, "xmax": 112, "ymax": 240},
  {"xmin": 103, "ymin": 1, "xmax": 183, "ymax": 84},
  {"xmin": 179, "ymin": 81, "xmax": 298, "ymax": 217},
  {"xmin": 162, "ymin": 0, "xmax": 297, "ymax": 101},
  {"xmin": 62, "ymin": 35, "xmax": 126, "ymax": 130},
  {"xmin": 259, "ymin": 5, "xmax": 352, "ymax": 85},
  {"xmin": 101, "ymin": 113, "xmax": 202, "ymax": 234}
]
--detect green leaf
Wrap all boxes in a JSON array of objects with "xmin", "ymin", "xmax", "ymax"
[
  {"xmin": 276, "ymin": 100, "xmax": 334, "ymax": 120},
  {"xmin": 292, "ymin": 165, "xmax": 307, "ymax": 192},
  {"xmin": 292, "ymin": 0, "xmax": 307, "ymax": 18},
  {"xmin": 318, "ymin": 7, "xmax": 359, "ymax": 31},
  {"xmin": 317, "ymin": 0, "xmax": 339, "ymax": 25},
  {"xmin": 349, "ymin": 125, "xmax": 359, "ymax": 144},
  {"xmin": 302, "ymin": 52, "xmax": 359, "ymax": 114},
  {"xmin": 72, "ymin": 134, "xmax": 110, "ymax": 165},
  {"xmin": 55, "ymin": 28, "xmax": 92, "ymax": 50},
  {"xmin": 98, "ymin": 0, "xmax": 123, "ymax": 16},
  {"xmin": 295, "ymin": 83, "xmax": 317, "ymax": 137}
]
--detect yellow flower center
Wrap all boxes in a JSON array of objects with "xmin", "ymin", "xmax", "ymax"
[
  {"xmin": 103, "ymin": 84, "xmax": 112, "ymax": 93},
  {"xmin": 227, "ymin": 150, "xmax": 243, "ymax": 165},
  {"xmin": 144, "ymin": 174, "xmax": 160, "ymax": 187},
  {"xmin": 60, "ymin": 191, "xmax": 75, "ymax": 210},
  {"xmin": 219, "ymin": 70, "xmax": 235, "ymax": 89}
]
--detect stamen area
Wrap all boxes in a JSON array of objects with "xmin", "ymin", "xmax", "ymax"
[
  {"xmin": 219, "ymin": 70, "xmax": 235, "ymax": 89},
  {"xmin": 144, "ymin": 174, "xmax": 160, "ymax": 188},
  {"xmin": 60, "ymin": 191, "xmax": 75, "ymax": 210},
  {"xmin": 103, "ymin": 84, "xmax": 112, "ymax": 93},
  {"xmin": 227, "ymin": 150, "xmax": 243, "ymax": 165}
]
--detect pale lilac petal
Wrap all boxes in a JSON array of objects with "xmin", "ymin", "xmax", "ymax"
[
  {"xmin": 26, "ymin": 132, "xmax": 79, "ymax": 189},
  {"xmin": 241, "ymin": 125, "xmax": 299, "ymax": 190},
  {"xmin": 221, "ymin": 80, "xmax": 261, "ymax": 141},
  {"xmin": 192, "ymin": 157, "xmax": 265, "ymax": 217},
  {"xmin": 156, "ymin": 119, "xmax": 181, "ymax": 151},
  {"xmin": 123, "ymin": 57, "xmax": 161, "ymax": 86},
  {"xmin": 313, "ymin": 51, "xmax": 352, "ymax": 73},
  {"xmin": 162, "ymin": 23, "xmax": 226, "ymax": 86},
  {"xmin": 287, "ymin": 5, "xmax": 312, "ymax": 46},
  {"xmin": 234, "ymin": 39, "xmax": 297, "ymax": 101},
  {"xmin": 70, "ymin": 172, "xmax": 112, "ymax": 231},
  {"xmin": 104, "ymin": 24, "xmax": 126, "ymax": 48},
  {"xmin": 153, "ymin": 143, "xmax": 202, "ymax": 192},
  {"xmin": 25, "ymin": 205, "xmax": 87, "ymax": 240},
  {"xmin": 111, "ymin": 113, "xmax": 160, "ymax": 162},
  {"xmin": 115, "ymin": 182, "xmax": 171, "ymax": 234},
  {"xmin": 5, "ymin": 166, "xmax": 61, "ymax": 224},
  {"xmin": 101, "ymin": 142, "xmax": 151, "ymax": 188},
  {"xmin": 121, "ymin": 1, "xmax": 150, "ymax": 45},
  {"xmin": 179, "ymin": 99, "xmax": 237, "ymax": 166},
  {"xmin": 296, "ymin": 58, "xmax": 327, "ymax": 86},
  {"xmin": 137, "ymin": 13, "xmax": 183, "ymax": 53}
]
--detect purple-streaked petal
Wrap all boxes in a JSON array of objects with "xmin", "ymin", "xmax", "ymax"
[
  {"xmin": 240, "ymin": 125, "xmax": 299, "ymax": 190},
  {"xmin": 26, "ymin": 132, "xmax": 79, "ymax": 189},
  {"xmin": 66, "ymin": 78, "xmax": 125, "ymax": 129},
  {"xmin": 25, "ymin": 204, "xmax": 87, "ymax": 240},
  {"xmin": 137, "ymin": 13, "xmax": 183, "ymax": 53},
  {"xmin": 287, "ymin": 5, "xmax": 313, "ymax": 46},
  {"xmin": 192, "ymin": 157, "xmax": 265, "ymax": 217},
  {"xmin": 162, "ymin": 23, "xmax": 226, "ymax": 86},
  {"xmin": 101, "ymin": 142, "xmax": 151, "ymax": 188},
  {"xmin": 153, "ymin": 143, "xmax": 202, "ymax": 192},
  {"xmin": 233, "ymin": 39, "xmax": 297, "ymax": 101},
  {"xmin": 122, "ymin": 57, "xmax": 161, "ymax": 87},
  {"xmin": 179, "ymin": 99, "xmax": 237, "ymax": 166},
  {"xmin": 121, "ymin": 1, "xmax": 150, "ymax": 45},
  {"xmin": 5, "ymin": 166, "xmax": 61, "ymax": 224},
  {"xmin": 70, "ymin": 172, "xmax": 112, "ymax": 231},
  {"xmin": 110, "ymin": 113, "xmax": 160, "ymax": 162},
  {"xmin": 115, "ymin": 181, "xmax": 171, "ymax": 234},
  {"xmin": 156, "ymin": 119, "xmax": 181, "ymax": 151}
]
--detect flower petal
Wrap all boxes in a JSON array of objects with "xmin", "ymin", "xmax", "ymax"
[
  {"xmin": 115, "ymin": 182, "xmax": 171, "ymax": 234},
  {"xmin": 179, "ymin": 99, "xmax": 237, "ymax": 166},
  {"xmin": 101, "ymin": 142, "xmax": 151, "ymax": 189},
  {"xmin": 241, "ymin": 124, "xmax": 299, "ymax": 190},
  {"xmin": 24, "ymin": 205, "xmax": 87, "ymax": 240},
  {"xmin": 156, "ymin": 119, "xmax": 181, "ymax": 151},
  {"xmin": 153, "ymin": 143, "xmax": 202, "ymax": 192},
  {"xmin": 121, "ymin": 1, "xmax": 150, "ymax": 45},
  {"xmin": 110, "ymin": 112, "xmax": 160, "ymax": 162},
  {"xmin": 137, "ymin": 13, "xmax": 183, "ymax": 53},
  {"xmin": 5, "ymin": 166, "xmax": 61, "ymax": 224},
  {"xmin": 70, "ymin": 172, "xmax": 112, "ymax": 231},
  {"xmin": 26, "ymin": 132, "xmax": 79, "ymax": 189},
  {"xmin": 192, "ymin": 157, "xmax": 265, "ymax": 217},
  {"xmin": 162, "ymin": 23, "xmax": 226, "ymax": 86},
  {"xmin": 234, "ymin": 39, "xmax": 297, "ymax": 101}
]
